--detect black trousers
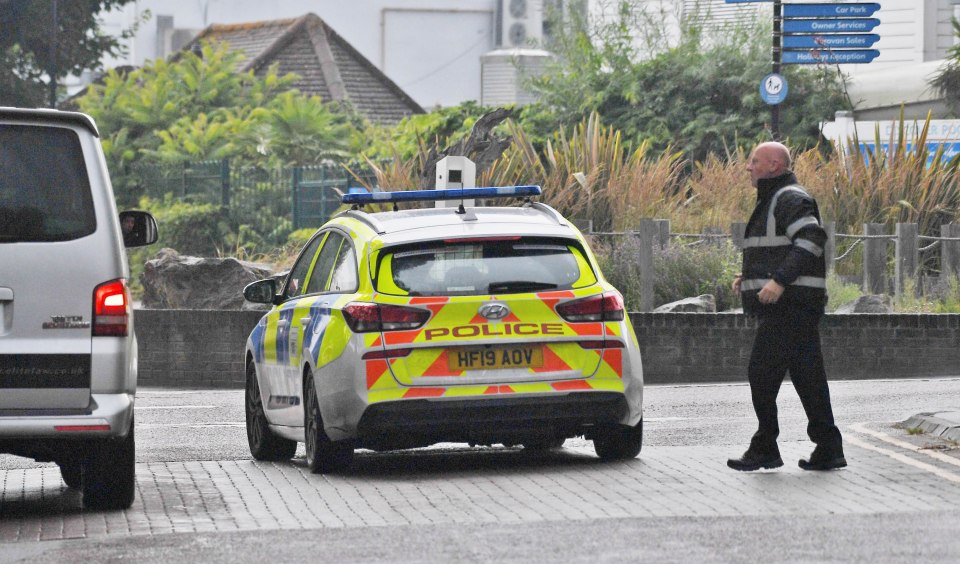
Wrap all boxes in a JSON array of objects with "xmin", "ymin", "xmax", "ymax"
[{"xmin": 747, "ymin": 307, "xmax": 843, "ymax": 456}]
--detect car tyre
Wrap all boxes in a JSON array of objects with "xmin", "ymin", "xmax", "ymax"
[
  {"xmin": 593, "ymin": 419, "xmax": 643, "ymax": 461},
  {"xmin": 246, "ymin": 362, "xmax": 297, "ymax": 461},
  {"xmin": 304, "ymin": 370, "xmax": 353, "ymax": 474},
  {"xmin": 82, "ymin": 418, "xmax": 136, "ymax": 510},
  {"xmin": 57, "ymin": 459, "xmax": 82, "ymax": 489}
]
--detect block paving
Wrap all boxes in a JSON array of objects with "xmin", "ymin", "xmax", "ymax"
[{"xmin": 3, "ymin": 433, "xmax": 960, "ymax": 543}]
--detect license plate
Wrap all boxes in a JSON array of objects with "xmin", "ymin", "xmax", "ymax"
[{"xmin": 448, "ymin": 346, "xmax": 544, "ymax": 371}]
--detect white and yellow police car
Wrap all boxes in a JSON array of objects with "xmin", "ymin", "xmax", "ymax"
[{"xmin": 243, "ymin": 186, "xmax": 643, "ymax": 473}]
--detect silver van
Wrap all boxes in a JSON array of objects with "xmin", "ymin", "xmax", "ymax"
[{"xmin": 0, "ymin": 107, "xmax": 157, "ymax": 509}]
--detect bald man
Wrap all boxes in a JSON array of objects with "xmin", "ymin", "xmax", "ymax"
[{"xmin": 728, "ymin": 142, "xmax": 846, "ymax": 472}]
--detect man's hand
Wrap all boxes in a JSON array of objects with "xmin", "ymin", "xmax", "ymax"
[
  {"xmin": 731, "ymin": 274, "xmax": 742, "ymax": 293},
  {"xmin": 758, "ymin": 280, "xmax": 785, "ymax": 304}
]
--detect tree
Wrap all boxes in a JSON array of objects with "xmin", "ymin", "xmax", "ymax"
[
  {"xmin": 0, "ymin": 0, "xmax": 137, "ymax": 107},
  {"xmin": 930, "ymin": 18, "xmax": 960, "ymax": 116},
  {"xmin": 525, "ymin": 0, "xmax": 851, "ymax": 162},
  {"xmin": 76, "ymin": 41, "xmax": 365, "ymax": 206}
]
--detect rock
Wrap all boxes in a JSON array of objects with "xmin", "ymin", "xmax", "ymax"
[
  {"xmin": 653, "ymin": 294, "xmax": 717, "ymax": 313},
  {"xmin": 833, "ymin": 294, "xmax": 893, "ymax": 314},
  {"xmin": 141, "ymin": 248, "xmax": 273, "ymax": 310}
]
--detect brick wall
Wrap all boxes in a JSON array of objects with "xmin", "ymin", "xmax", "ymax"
[
  {"xmin": 134, "ymin": 309, "xmax": 960, "ymax": 388},
  {"xmin": 135, "ymin": 309, "xmax": 263, "ymax": 388},
  {"xmin": 632, "ymin": 313, "xmax": 960, "ymax": 384}
]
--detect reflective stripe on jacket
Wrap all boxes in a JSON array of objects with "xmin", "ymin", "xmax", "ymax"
[{"xmin": 741, "ymin": 172, "xmax": 827, "ymax": 315}]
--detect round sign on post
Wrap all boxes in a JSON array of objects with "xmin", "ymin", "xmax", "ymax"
[{"xmin": 760, "ymin": 73, "xmax": 788, "ymax": 105}]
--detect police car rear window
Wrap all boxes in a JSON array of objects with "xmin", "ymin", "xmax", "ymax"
[
  {"xmin": 375, "ymin": 237, "xmax": 597, "ymax": 296},
  {"xmin": 0, "ymin": 124, "xmax": 96, "ymax": 243}
]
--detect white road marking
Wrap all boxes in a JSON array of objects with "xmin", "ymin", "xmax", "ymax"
[
  {"xmin": 135, "ymin": 405, "xmax": 218, "ymax": 410},
  {"xmin": 137, "ymin": 422, "xmax": 245, "ymax": 428},
  {"xmin": 848, "ymin": 422, "xmax": 960, "ymax": 484},
  {"xmin": 850, "ymin": 422, "xmax": 960, "ymax": 469}
]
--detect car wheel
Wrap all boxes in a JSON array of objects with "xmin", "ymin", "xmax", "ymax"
[
  {"xmin": 593, "ymin": 419, "xmax": 643, "ymax": 461},
  {"xmin": 82, "ymin": 417, "xmax": 136, "ymax": 510},
  {"xmin": 304, "ymin": 369, "xmax": 353, "ymax": 474},
  {"xmin": 246, "ymin": 362, "xmax": 297, "ymax": 461},
  {"xmin": 57, "ymin": 459, "xmax": 82, "ymax": 489}
]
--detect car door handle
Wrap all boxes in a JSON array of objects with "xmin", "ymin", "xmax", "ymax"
[
  {"xmin": 277, "ymin": 319, "xmax": 290, "ymax": 327},
  {"xmin": 300, "ymin": 317, "xmax": 312, "ymax": 324},
  {"xmin": 0, "ymin": 287, "xmax": 12, "ymax": 301}
]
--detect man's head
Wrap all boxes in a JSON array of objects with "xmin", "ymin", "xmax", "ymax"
[{"xmin": 747, "ymin": 141, "xmax": 791, "ymax": 188}]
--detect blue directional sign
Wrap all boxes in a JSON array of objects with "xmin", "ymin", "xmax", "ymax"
[
  {"xmin": 784, "ymin": 3, "xmax": 880, "ymax": 18},
  {"xmin": 782, "ymin": 49, "xmax": 880, "ymax": 65},
  {"xmin": 783, "ymin": 18, "xmax": 880, "ymax": 34},
  {"xmin": 782, "ymin": 34, "xmax": 880, "ymax": 49}
]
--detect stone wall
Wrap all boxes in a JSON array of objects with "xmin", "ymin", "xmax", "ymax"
[{"xmin": 134, "ymin": 309, "xmax": 960, "ymax": 388}]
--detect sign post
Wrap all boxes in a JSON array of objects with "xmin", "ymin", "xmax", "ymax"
[
  {"xmin": 726, "ymin": 1, "xmax": 882, "ymax": 139},
  {"xmin": 772, "ymin": 0, "xmax": 782, "ymax": 138}
]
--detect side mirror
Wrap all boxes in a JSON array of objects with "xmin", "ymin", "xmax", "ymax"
[
  {"xmin": 119, "ymin": 210, "xmax": 159, "ymax": 248},
  {"xmin": 243, "ymin": 279, "xmax": 278, "ymax": 305}
]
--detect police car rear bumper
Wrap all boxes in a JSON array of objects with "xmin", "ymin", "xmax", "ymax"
[{"xmin": 356, "ymin": 391, "xmax": 628, "ymax": 450}]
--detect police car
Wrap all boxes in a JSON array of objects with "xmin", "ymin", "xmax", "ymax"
[{"xmin": 242, "ymin": 186, "xmax": 643, "ymax": 473}]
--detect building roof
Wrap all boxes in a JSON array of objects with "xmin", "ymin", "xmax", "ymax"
[
  {"xmin": 845, "ymin": 60, "xmax": 948, "ymax": 120},
  {"xmin": 184, "ymin": 13, "xmax": 424, "ymax": 124}
]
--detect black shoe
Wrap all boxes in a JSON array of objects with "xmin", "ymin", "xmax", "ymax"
[
  {"xmin": 799, "ymin": 453, "xmax": 847, "ymax": 471},
  {"xmin": 727, "ymin": 451, "xmax": 784, "ymax": 472}
]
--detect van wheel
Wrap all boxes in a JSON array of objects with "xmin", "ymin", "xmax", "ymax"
[
  {"xmin": 304, "ymin": 370, "xmax": 352, "ymax": 474},
  {"xmin": 82, "ymin": 418, "xmax": 136, "ymax": 510},
  {"xmin": 57, "ymin": 459, "xmax": 82, "ymax": 489},
  {"xmin": 593, "ymin": 419, "xmax": 643, "ymax": 461},
  {"xmin": 522, "ymin": 437, "xmax": 566, "ymax": 451},
  {"xmin": 246, "ymin": 362, "xmax": 296, "ymax": 461}
]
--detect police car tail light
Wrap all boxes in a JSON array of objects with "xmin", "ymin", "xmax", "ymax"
[
  {"xmin": 93, "ymin": 279, "xmax": 130, "ymax": 337},
  {"xmin": 578, "ymin": 339, "xmax": 625, "ymax": 349},
  {"xmin": 556, "ymin": 292, "xmax": 625, "ymax": 322},
  {"xmin": 342, "ymin": 302, "xmax": 429, "ymax": 333},
  {"xmin": 362, "ymin": 348, "xmax": 413, "ymax": 360}
]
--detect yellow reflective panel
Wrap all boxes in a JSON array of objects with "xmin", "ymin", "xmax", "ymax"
[
  {"xmin": 374, "ymin": 253, "xmax": 409, "ymax": 296},
  {"xmin": 569, "ymin": 245, "xmax": 598, "ymax": 288}
]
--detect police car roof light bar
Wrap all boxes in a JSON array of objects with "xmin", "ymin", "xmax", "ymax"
[{"xmin": 341, "ymin": 185, "xmax": 542, "ymax": 205}]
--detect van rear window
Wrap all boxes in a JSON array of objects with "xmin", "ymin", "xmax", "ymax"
[
  {"xmin": 375, "ymin": 237, "xmax": 598, "ymax": 296},
  {"xmin": 0, "ymin": 124, "xmax": 96, "ymax": 242}
]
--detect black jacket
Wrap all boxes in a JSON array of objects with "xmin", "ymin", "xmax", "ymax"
[{"xmin": 740, "ymin": 172, "xmax": 827, "ymax": 316}]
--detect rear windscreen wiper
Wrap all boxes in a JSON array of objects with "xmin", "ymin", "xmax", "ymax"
[{"xmin": 487, "ymin": 281, "xmax": 558, "ymax": 293}]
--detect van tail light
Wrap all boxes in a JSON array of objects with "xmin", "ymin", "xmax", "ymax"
[
  {"xmin": 555, "ymin": 292, "xmax": 625, "ymax": 322},
  {"xmin": 342, "ymin": 302, "xmax": 430, "ymax": 333},
  {"xmin": 93, "ymin": 279, "xmax": 130, "ymax": 337}
]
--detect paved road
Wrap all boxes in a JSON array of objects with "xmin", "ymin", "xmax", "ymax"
[{"xmin": 2, "ymin": 378, "xmax": 960, "ymax": 562}]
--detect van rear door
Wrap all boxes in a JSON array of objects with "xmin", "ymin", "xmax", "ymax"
[{"xmin": 0, "ymin": 123, "xmax": 101, "ymax": 410}]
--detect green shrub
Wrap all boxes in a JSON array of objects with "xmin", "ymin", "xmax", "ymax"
[
  {"xmin": 826, "ymin": 273, "xmax": 863, "ymax": 312},
  {"xmin": 145, "ymin": 197, "xmax": 228, "ymax": 256},
  {"xmin": 894, "ymin": 277, "xmax": 960, "ymax": 313},
  {"xmin": 286, "ymin": 228, "xmax": 316, "ymax": 246},
  {"xmin": 593, "ymin": 235, "xmax": 741, "ymax": 311}
]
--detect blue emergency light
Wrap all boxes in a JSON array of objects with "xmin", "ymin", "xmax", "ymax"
[{"xmin": 341, "ymin": 185, "xmax": 542, "ymax": 205}]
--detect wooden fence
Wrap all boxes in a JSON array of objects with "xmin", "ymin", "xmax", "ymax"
[{"xmin": 574, "ymin": 219, "xmax": 960, "ymax": 312}]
